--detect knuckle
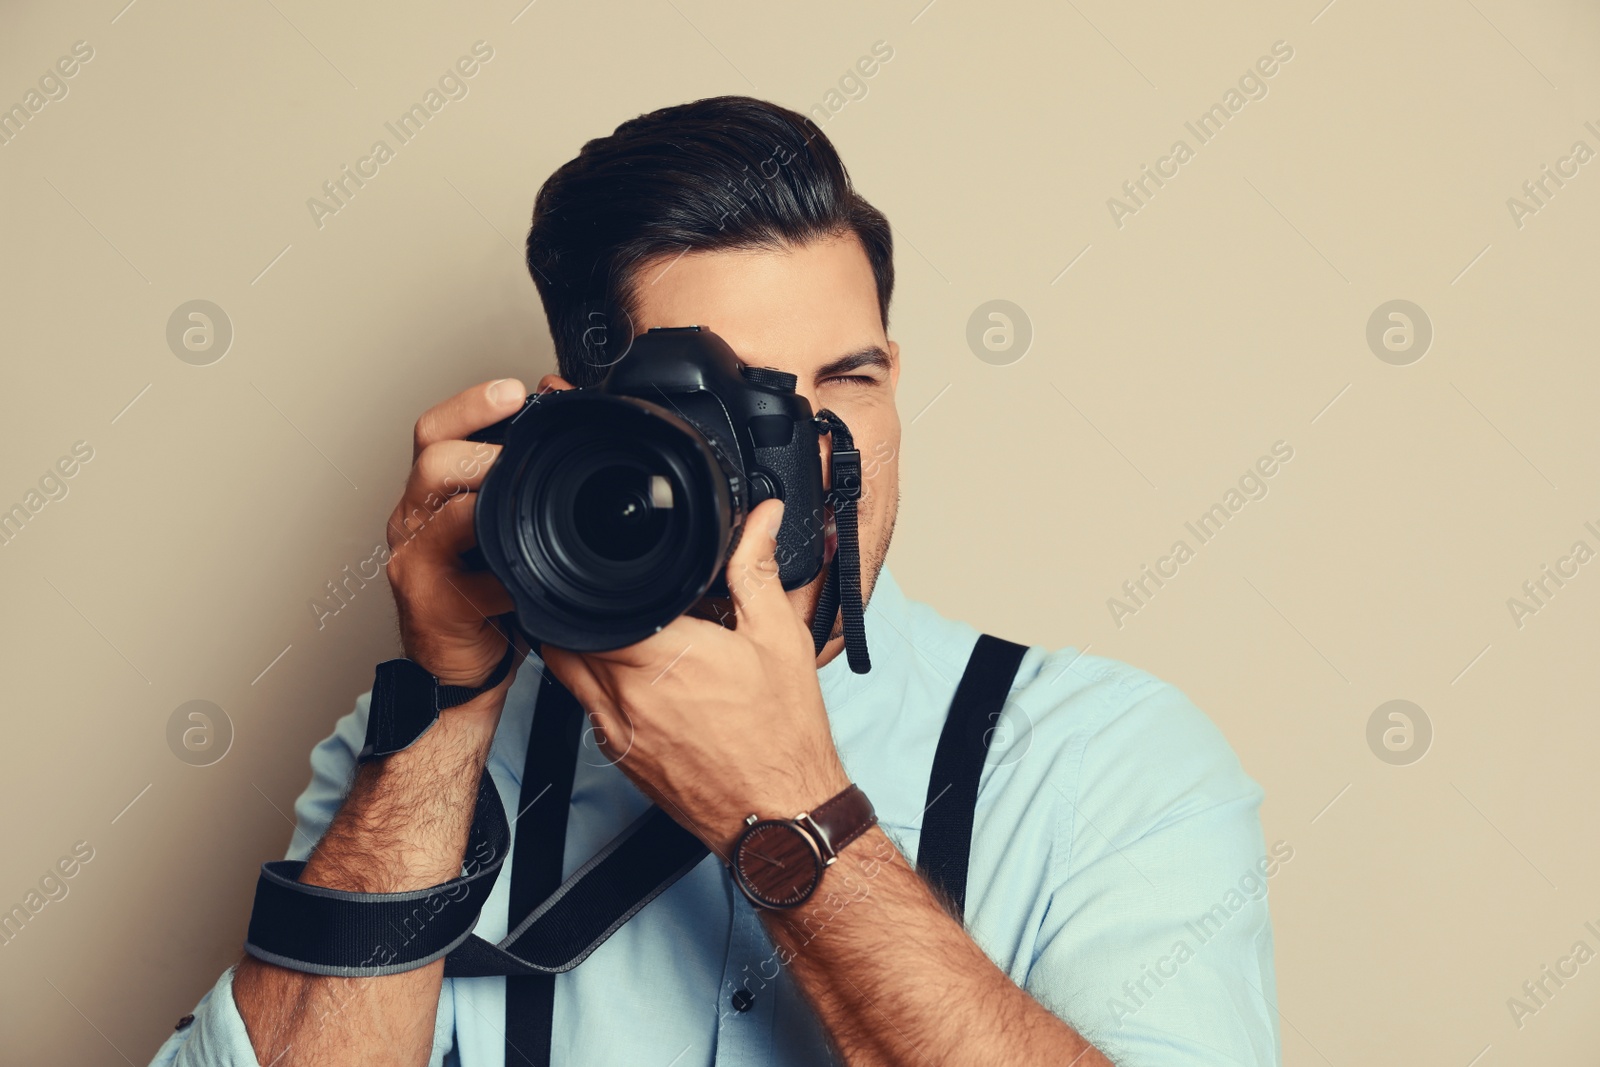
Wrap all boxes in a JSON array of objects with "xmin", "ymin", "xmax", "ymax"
[
  {"xmin": 412, "ymin": 413, "xmax": 437, "ymax": 453},
  {"xmin": 416, "ymin": 443, "xmax": 476, "ymax": 499},
  {"xmin": 742, "ymin": 557, "xmax": 780, "ymax": 589},
  {"xmin": 415, "ymin": 441, "xmax": 449, "ymax": 482},
  {"xmin": 436, "ymin": 491, "xmax": 473, "ymax": 526},
  {"xmin": 391, "ymin": 499, "xmax": 428, "ymax": 543}
]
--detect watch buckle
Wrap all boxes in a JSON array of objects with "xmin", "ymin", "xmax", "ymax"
[{"xmin": 795, "ymin": 811, "xmax": 838, "ymax": 865}]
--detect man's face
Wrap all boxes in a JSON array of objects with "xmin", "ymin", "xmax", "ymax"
[{"xmin": 545, "ymin": 232, "xmax": 901, "ymax": 661}]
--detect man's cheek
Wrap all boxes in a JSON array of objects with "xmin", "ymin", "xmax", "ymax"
[
  {"xmin": 862, "ymin": 437, "xmax": 898, "ymax": 507},
  {"xmin": 862, "ymin": 438, "xmax": 898, "ymax": 480}
]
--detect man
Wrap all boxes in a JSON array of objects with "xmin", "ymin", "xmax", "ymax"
[{"xmin": 151, "ymin": 95, "xmax": 1280, "ymax": 1066}]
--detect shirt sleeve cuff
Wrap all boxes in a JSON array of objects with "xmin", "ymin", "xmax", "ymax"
[{"xmin": 146, "ymin": 965, "xmax": 258, "ymax": 1067}]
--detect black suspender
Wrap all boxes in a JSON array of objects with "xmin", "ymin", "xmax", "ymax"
[
  {"xmin": 915, "ymin": 634, "xmax": 1031, "ymax": 916},
  {"xmin": 501, "ymin": 672, "xmax": 582, "ymax": 1067},
  {"xmin": 243, "ymin": 633, "xmax": 1030, "ymax": 1067}
]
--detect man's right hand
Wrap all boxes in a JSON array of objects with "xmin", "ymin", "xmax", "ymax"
[
  {"xmin": 233, "ymin": 377, "xmax": 534, "ymax": 1067},
  {"xmin": 386, "ymin": 377, "xmax": 528, "ymax": 687}
]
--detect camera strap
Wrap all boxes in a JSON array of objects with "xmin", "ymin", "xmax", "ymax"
[
  {"xmin": 809, "ymin": 410, "xmax": 871, "ymax": 674},
  {"xmin": 241, "ymin": 630, "xmax": 1028, "ymax": 1064},
  {"xmin": 243, "ymin": 666, "xmax": 708, "ymax": 980}
]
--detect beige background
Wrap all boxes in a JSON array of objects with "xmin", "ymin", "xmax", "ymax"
[{"xmin": 2, "ymin": 0, "xmax": 1597, "ymax": 1062}]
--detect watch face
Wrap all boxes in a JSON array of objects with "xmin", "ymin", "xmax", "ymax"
[{"xmin": 733, "ymin": 820, "xmax": 824, "ymax": 909}]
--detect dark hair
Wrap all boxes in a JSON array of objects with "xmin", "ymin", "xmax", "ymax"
[{"xmin": 526, "ymin": 95, "xmax": 894, "ymax": 386}]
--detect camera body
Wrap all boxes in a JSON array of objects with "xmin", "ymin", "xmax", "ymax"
[{"xmin": 471, "ymin": 326, "xmax": 830, "ymax": 652}]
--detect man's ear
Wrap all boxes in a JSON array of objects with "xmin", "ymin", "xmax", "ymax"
[{"xmin": 537, "ymin": 374, "xmax": 577, "ymax": 393}]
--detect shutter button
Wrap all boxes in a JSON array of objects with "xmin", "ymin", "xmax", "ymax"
[{"xmin": 731, "ymin": 989, "xmax": 756, "ymax": 1013}]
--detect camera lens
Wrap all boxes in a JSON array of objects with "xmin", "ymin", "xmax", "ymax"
[
  {"xmin": 474, "ymin": 394, "xmax": 737, "ymax": 651},
  {"xmin": 570, "ymin": 465, "xmax": 671, "ymax": 562},
  {"xmin": 528, "ymin": 436, "xmax": 699, "ymax": 602}
]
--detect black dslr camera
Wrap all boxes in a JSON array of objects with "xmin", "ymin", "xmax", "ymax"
[{"xmin": 470, "ymin": 326, "xmax": 847, "ymax": 652}]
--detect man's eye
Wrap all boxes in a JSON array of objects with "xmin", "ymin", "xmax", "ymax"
[{"xmin": 823, "ymin": 375, "xmax": 877, "ymax": 386}]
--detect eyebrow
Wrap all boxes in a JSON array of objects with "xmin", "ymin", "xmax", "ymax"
[{"xmin": 814, "ymin": 346, "xmax": 892, "ymax": 381}]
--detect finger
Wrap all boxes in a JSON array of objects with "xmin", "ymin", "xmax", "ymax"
[
  {"xmin": 726, "ymin": 498, "xmax": 787, "ymax": 636},
  {"xmin": 570, "ymin": 621, "xmax": 694, "ymax": 672},
  {"xmin": 388, "ymin": 489, "xmax": 475, "ymax": 554},
  {"xmin": 542, "ymin": 645, "xmax": 643, "ymax": 769},
  {"xmin": 403, "ymin": 440, "xmax": 501, "ymax": 506},
  {"xmin": 535, "ymin": 374, "xmax": 576, "ymax": 394},
  {"xmin": 540, "ymin": 644, "xmax": 612, "ymax": 716},
  {"xmin": 413, "ymin": 378, "xmax": 527, "ymax": 458},
  {"xmin": 384, "ymin": 497, "xmax": 484, "ymax": 596}
]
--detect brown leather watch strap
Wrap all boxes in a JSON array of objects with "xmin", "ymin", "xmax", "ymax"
[{"xmin": 802, "ymin": 784, "xmax": 877, "ymax": 859}]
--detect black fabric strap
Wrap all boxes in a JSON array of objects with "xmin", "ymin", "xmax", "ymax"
[
  {"xmin": 360, "ymin": 641, "xmax": 518, "ymax": 762},
  {"xmin": 501, "ymin": 668, "xmax": 579, "ymax": 1067},
  {"xmin": 244, "ymin": 771, "xmax": 510, "ymax": 976},
  {"xmin": 435, "ymin": 642, "xmax": 518, "ymax": 710},
  {"xmin": 809, "ymin": 563, "xmax": 838, "ymax": 657},
  {"xmin": 916, "ymin": 634, "xmax": 1030, "ymax": 917},
  {"xmin": 810, "ymin": 410, "xmax": 870, "ymax": 674},
  {"xmin": 243, "ymin": 666, "xmax": 709, "ymax": 985},
  {"xmin": 245, "ymin": 613, "xmax": 1028, "ymax": 1058}
]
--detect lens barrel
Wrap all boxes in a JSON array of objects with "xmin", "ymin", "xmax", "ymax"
[{"xmin": 474, "ymin": 392, "xmax": 738, "ymax": 651}]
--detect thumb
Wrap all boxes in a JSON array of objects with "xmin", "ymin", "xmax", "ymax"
[
  {"xmin": 539, "ymin": 644, "xmax": 603, "ymax": 707},
  {"xmin": 726, "ymin": 497, "xmax": 787, "ymax": 633}
]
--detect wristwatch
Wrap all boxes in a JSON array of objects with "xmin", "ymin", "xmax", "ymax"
[
  {"xmin": 730, "ymin": 784, "xmax": 878, "ymax": 909},
  {"xmin": 359, "ymin": 641, "xmax": 518, "ymax": 763}
]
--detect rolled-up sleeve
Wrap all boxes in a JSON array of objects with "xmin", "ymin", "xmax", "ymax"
[
  {"xmin": 148, "ymin": 692, "xmax": 452, "ymax": 1066},
  {"xmin": 147, "ymin": 965, "xmax": 258, "ymax": 1067},
  {"xmin": 1024, "ymin": 678, "xmax": 1283, "ymax": 1067}
]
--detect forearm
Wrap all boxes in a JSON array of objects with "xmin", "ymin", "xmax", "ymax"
[
  {"xmin": 764, "ymin": 827, "xmax": 1111, "ymax": 1067},
  {"xmin": 232, "ymin": 693, "xmax": 502, "ymax": 1067}
]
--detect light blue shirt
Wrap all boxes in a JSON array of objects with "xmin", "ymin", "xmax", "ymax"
[{"xmin": 151, "ymin": 566, "xmax": 1281, "ymax": 1066}]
